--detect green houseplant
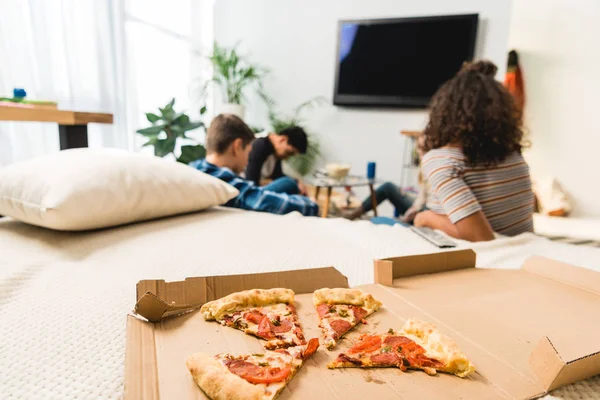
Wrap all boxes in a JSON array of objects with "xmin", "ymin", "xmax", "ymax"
[
  {"xmin": 260, "ymin": 92, "xmax": 325, "ymax": 177},
  {"xmin": 201, "ymin": 42, "xmax": 267, "ymax": 119},
  {"xmin": 136, "ymin": 98, "xmax": 207, "ymax": 164}
]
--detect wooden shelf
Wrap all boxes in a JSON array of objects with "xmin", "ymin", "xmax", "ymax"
[{"xmin": 0, "ymin": 106, "xmax": 113, "ymax": 125}]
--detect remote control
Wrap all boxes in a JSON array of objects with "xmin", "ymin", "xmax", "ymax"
[{"xmin": 410, "ymin": 226, "xmax": 457, "ymax": 248}]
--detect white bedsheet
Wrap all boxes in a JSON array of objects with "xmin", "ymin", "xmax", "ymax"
[{"xmin": 1, "ymin": 208, "xmax": 599, "ymax": 399}]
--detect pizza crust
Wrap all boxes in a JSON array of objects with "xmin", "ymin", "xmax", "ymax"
[
  {"xmin": 201, "ymin": 288, "xmax": 295, "ymax": 320},
  {"xmin": 186, "ymin": 353, "xmax": 266, "ymax": 400},
  {"xmin": 401, "ymin": 318, "xmax": 475, "ymax": 378},
  {"xmin": 313, "ymin": 288, "xmax": 382, "ymax": 311}
]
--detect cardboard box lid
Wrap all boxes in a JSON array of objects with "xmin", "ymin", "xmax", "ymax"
[
  {"xmin": 374, "ymin": 249, "xmax": 600, "ymax": 398},
  {"xmin": 134, "ymin": 266, "xmax": 349, "ymax": 323}
]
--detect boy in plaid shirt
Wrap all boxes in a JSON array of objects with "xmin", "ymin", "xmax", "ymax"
[{"xmin": 190, "ymin": 114, "xmax": 318, "ymax": 216}]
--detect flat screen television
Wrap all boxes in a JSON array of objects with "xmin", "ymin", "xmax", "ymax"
[{"xmin": 333, "ymin": 14, "xmax": 479, "ymax": 108}]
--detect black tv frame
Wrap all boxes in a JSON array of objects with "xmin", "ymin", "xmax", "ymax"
[{"xmin": 333, "ymin": 13, "xmax": 479, "ymax": 109}]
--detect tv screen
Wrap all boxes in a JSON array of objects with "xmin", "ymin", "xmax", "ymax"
[{"xmin": 334, "ymin": 14, "xmax": 478, "ymax": 108}]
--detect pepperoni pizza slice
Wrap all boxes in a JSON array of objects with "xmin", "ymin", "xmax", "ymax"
[
  {"xmin": 186, "ymin": 338, "xmax": 319, "ymax": 400},
  {"xmin": 313, "ymin": 288, "xmax": 382, "ymax": 350},
  {"xmin": 328, "ymin": 318, "xmax": 475, "ymax": 378},
  {"xmin": 201, "ymin": 288, "xmax": 306, "ymax": 349}
]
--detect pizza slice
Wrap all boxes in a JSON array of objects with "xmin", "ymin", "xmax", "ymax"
[
  {"xmin": 328, "ymin": 318, "xmax": 475, "ymax": 378},
  {"xmin": 200, "ymin": 288, "xmax": 306, "ymax": 349},
  {"xmin": 313, "ymin": 288, "xmax": 382, "ymax": 350},
  {"xmin": 186, "ymin": 338, "xmax": 319, "ymax": 400}
]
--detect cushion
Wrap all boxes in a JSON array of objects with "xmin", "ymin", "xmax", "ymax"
[{"xmin": 0, "ymin": 148, "xmax": 238, "ymax": 231}]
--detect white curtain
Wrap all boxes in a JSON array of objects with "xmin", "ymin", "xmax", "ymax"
[
  {"xmin": 0, "ymin": 0, "xmax": 132, "ymax": 165},
  {"xmin": 0, "ymin": 0, "xmax": 213, "ymax": 166}
]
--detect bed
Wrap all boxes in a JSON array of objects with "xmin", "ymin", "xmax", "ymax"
[{"xmin": 1, "ymin": 207, "xmax": 600, "ymax": 399}]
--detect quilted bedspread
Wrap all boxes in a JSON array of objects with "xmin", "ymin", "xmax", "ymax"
[{"xmin": 1, "ymin": 207, "xmax": 600, "ymax": 399}]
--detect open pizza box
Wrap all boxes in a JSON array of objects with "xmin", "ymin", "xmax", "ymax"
[{"xmin": 124, "ymin": 250, "xmax": 600, "ymax": 399}]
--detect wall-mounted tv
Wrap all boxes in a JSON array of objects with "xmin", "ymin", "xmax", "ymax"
[{"xmin": 333, "ymin": 14, "xmax": 479, "ymax": 108}]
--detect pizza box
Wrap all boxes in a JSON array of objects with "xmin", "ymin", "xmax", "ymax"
[{"xmin": 123, "ymin": 250, "xmax": 600, "ymax": 399}]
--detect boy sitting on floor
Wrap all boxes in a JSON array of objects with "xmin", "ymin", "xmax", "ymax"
[{"xmin": 190, "ymin": 114, "xmax": 319, "ymax": 216}]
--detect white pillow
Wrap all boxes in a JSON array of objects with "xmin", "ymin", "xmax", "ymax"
[{"xmin": 0, "ymin": 148, "xmax": 238, "ymax": 231}]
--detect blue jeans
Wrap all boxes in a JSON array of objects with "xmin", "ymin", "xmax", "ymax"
[
  {"xmin": 263, "ymin": 177, "xmax": 300, "ymax": 195},
  {"xmin": 362, "ymin": 181, "xmax": 414, "ymax": 215}
]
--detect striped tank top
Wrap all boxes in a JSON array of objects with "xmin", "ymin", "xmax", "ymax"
[{"xmin": 421, "ymin": 148, "xmax": 534, "ymax": 236}]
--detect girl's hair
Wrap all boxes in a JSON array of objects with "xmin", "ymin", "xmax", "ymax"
[{"xmin": 421, "ymin": 60, "xmax": 524, "ymax": 167}]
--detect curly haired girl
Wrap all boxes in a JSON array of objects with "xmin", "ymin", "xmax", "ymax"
[{"xmin": 415, "ymin": 61, "xmax": 534, "ymax": 241}]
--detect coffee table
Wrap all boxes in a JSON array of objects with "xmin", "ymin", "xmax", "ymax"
[{"xmin": 305, "ymin": 175, "xmax": 378, "ymax": 218}]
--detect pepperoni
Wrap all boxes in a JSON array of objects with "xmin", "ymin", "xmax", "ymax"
[
  {"xmin": 257, "ymin": 316, "xmax": 275, "ymax": 339},
  {"xmin": 329, "ymin": 319, "xmax": 352, "ymax": 339},
  {"xmin": 303, "ymin": 338, "xmax": 320, "ymax": 360},
  {"xmin": 383, "ymin": 336, "xmax": 444, "ymax": 369},
  {"xmin": 293, "ymin": 327, "xmax": 306, "ymax": 345},
  {"xmin": 352, "ymin": 306, "xmax": 368, "ymax": 322},
  {"xmin": 337, "ymin": 353, "xmax": 362, "ymax": 365},
  {"xmin": 316, "ymin": 303, "xmax": 331, "ymax": 318},
  {"xmin": 383, "ymin": 335, "xmax": 414, "ymax": 349},
  {"xmin": 223, "ymin": 359, "xmax": 291, "ymax": 384},
  {"xmin": 257, "ymin": 315, "xmax": 293, "ymax": 339},
  {"xmin": 287, "ymin": 304, "xmax": 297, "ymax": 315},
  {"xmin": 418, "ymin": 356, "xmax": 444, "ymax": 369},
  {"xmin": 348, "ymin": 335, "xmax": 382, "ymax": 354},
  {"xmin": 272, "ymin": 319, "xmax": 293, "ymax": 333},
  {"xmin": 371, "ymin": 352, "xmax": 400, "ymax": 365},
  {"xmin": 244, "ymin": 310, "xmax": 265, "ymax": 325}
]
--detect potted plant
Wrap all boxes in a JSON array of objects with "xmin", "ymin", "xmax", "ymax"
[
  {"xmin": 202, "ymin": 42, "xmax": 267, "ymax": 119},
  {"xmin": 136, "ymin": 98, "xmax": 207, "ymax": 164},
  {"xmin": 260, "ymin": 92, "xmax": 325, "ymax": 177}
]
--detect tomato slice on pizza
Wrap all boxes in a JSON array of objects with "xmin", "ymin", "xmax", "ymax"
[
  {"xmin": 328, "ymin": 318, "xmax": 475, "ymax": 378},
  {"xmin": 201, "ymin": 288, "xmax": 306, "ymax": 349},
  {"xmin": 313, "ymin": 288, "xmax": 382, "ymax": 349},
  {"xmin": 187, "ymin": 338, "xmax": 319, "ymax": 400}
]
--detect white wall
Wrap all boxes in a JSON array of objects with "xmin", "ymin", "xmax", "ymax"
[
  {"xmin": 214, "ymin": 0, "xmax": 513, "ymax": 213},
  {"xmin": 509, "ymin": 0, "xmax": 600, "ymax": 217}
]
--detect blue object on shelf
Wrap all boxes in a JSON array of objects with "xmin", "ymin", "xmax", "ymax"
[
  {"xmin": 367, "ymin": 161, "xmax": 376, "ymax": 179},
  {"xmin": 13, "ymin": 88, "xmax": 27, "ymax": 98}
]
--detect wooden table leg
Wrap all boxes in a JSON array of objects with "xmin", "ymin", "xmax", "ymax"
[
  {"xmin": 368, "ymin": 184, "xmax": 378, "ymax": 217},
  {"xmin": 322, "ymin": 187, "xmax": 332, "ymax": 218},
  {"xmin": 59, "ymin": 124, "xmax": 89, "ymax": 150},
  {"xmin": 314, "ymin": 186, "xmax": 321, "ymax": 201}
]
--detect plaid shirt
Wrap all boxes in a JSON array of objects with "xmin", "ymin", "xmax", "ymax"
[{"xmin": 190, "ymin": 159, "xmax": 319, "ymax": 217}]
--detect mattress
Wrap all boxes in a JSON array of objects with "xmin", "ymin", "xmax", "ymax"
[{"xmin": 1, "ymin": 207, "xmax": 600, "ymax": 399}]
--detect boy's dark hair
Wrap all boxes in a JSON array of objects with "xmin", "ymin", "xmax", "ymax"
[
  {"xmin": 279, "ymin": 126, "xmax": 308, "ymax": 154},
  {"xmin": 420, "ymin": 61, "xmax": 524, "ymax": 167},
  {"xmin": 206, "ymin": 114, "xmax": 255, "ymax": 154}
]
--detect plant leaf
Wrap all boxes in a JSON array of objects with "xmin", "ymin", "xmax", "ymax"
[
  {"xmin": 161, "ymin": 108, "xmax": 176, "ymax": 122},
  {"xmin": 136, "ymin": 124, "xmax": 166, "ymax": 135},
  {"xmin": 154, "ymin": 138, "xmax": 176, "ymax": 157},
  {"xmin": 183, "ymin": 121, "xmax": 204, "ymax": 132},
  {"xmin": 142, "ymin": 135, "xmax": 159, "ymax": 147},
  {"xmin": 170, "ymin": 125, "xmax": 184, "ymax": 136},
  {"xmin": 173, "ymin": 113, "xmax": 189, "ymax": 126},
  {"xmin": 178, "ymin": 144, "xmax": 206, "ymax": 164},
  {"xmin": 164, "ymin": 98, "xmax": 175, "ymax": 111},
  {"xmin": 145, "ymin": 112, "xmax": 161, "ymax": 123},
  {"xmin": 200, "ymin": 105, "xmax": 207, "ymax": 115}
]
